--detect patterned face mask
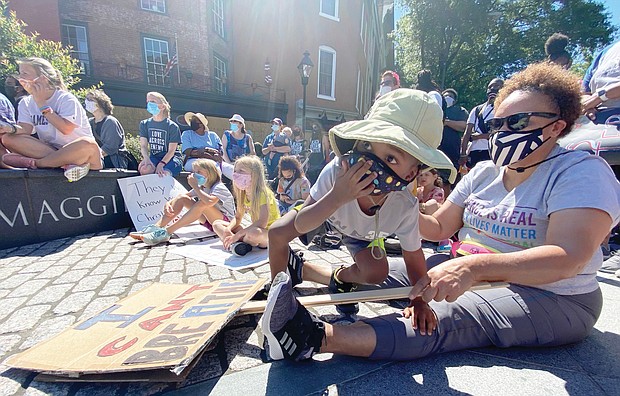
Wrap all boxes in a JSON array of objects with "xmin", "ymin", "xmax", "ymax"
[
  {"xmin": 344, "ymin": 151, "xmax": 414, "ymax": 195},
  {"xmin": 488, "ymin": 119, "xmax": 556, "ymax": 167},
  {"xmin": 232, "ymin": 172, "xmax": 252, "ymax": 190}
]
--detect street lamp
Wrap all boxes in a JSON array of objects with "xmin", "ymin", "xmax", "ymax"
[{"xmin": 297, "ymin": 50, "xmax": 314, "ymax": 132}]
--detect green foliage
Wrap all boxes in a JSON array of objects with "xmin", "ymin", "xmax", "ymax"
[
  {"xmin": 0, "ymin": 0, "xmax": 99, "ymax": 99},
  {"xmin": 125, "ymin": 133, "xmax": 143, "ymax": 162},
  {"xmin": 395, "ymin": 0, "xmax": 617, "ymax": 109}
]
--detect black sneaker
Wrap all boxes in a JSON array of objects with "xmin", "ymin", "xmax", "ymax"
[
  {"xmin": 261, "ymin": 272, "xmax": 325, "ymax": 361},
  {"xmin": 231, "ymin": 241, "xmax": 253, "ymax": 256},
  {"xmin": 252, "ymin": 282, "xmax": 271, "ymax": 300},
  {"xmin": 287, "ymin": 247, "xmax": 305, "ymax": 286},
  {"xmin": 328, "ymin": 266, "xmax": 359, "ymax": 315}
]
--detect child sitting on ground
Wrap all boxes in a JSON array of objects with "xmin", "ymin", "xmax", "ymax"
[
  {"xmin": 261, "ymin": 89, "xmax": 457, "ymax": 318},
  {"xmin": 212, "ymin": 155, "xmax": 280, "ymax": 256},
  {"xmin": 131, "ymin": 159, "xmax": 235, "ymax": 246},
  {"xmin": 276, "ymin": 155, "xmax": 311, "ymax": 214}
]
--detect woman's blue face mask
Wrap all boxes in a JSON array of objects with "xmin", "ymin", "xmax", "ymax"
[
  {"xmin": 147, "ymin": 102, "xmax": 160, "ymax": 116},
  {"xmin": 193, "ymin": 172, "xmax": 207, "ymax": 186},
  {"xmin": 230, "ymin": 123, "xmax": 239, "ymax": 132}
]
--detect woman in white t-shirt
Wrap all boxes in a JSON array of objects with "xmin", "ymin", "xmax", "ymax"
[{"xmin": 1, "ymin": 57, "xmax": 101, "ymax": 182}]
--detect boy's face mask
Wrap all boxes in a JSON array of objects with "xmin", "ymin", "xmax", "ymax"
[{"xmin": 344, "ymin": 151, "xmax": 413, "ymax": 195}]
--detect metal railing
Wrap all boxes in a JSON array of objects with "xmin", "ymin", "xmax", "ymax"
[{"xmin": 88, "ymin": 60, "xmax": 286, "ymax": 103}]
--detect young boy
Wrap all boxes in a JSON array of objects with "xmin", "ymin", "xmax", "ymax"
[{"xmin": 262, "ymin": 89, "xmax": 457, "ymax": 322}]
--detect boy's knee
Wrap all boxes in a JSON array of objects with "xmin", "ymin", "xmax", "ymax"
[{"xmin": 360, "ymin": 265, "xmax": 389, "ymax": 285}]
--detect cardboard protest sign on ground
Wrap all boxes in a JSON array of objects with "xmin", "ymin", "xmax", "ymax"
[
  {"xmin": 170, "ymin": 239, "xmax": 269, "ymax": 271},
  {"xmin": 173, "ymin": 223, "xmax": 216, "ymax": 242},
  {"xmin": 6, "ymin": 279, "xmax": 265, "ymax": 381},
  {"xmin": 117, "ymin": 174, "xmax": 188, "ymax": 231}
]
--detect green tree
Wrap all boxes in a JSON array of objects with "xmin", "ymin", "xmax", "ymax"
[
  {"xmin": 0, "ymin": 0, "xmax": 92, "ymax": 94},
  {"xmin": 395, "ymin": 0, "xmax": 617, "ymax": 109}
]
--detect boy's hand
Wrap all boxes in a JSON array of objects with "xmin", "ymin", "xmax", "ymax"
[
  {"xmin": 403, "ymin": 297, "xmax": 437, "ymax": 336},
  {"xmin": 331, "ymin": 157, "xmax": 376, "ymax": 205}
]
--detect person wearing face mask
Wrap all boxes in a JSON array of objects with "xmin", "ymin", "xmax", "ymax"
[
  {"xmin": 258, "ymin": 90, "xmax": 456, "ymax": 321},
  {"xmin": 211, "ymin": 155, "xmax": 279, "ymax": 257},
  {"xmin": 1, "ymin": 57, "xmax": 102, "ymax": 182},
  {"xmin": 260, "ymin": 63, "xmax": 620, "ymax": 367},
  {"xmin": 275, "ymin": 155, "xmax": 310, "ymax": 214},
  {"xmin": 439, "ymin": 88, "xmax": 469, "ymax": 187},
  {"xmin": 375, "ymin": 70, "xmax": 401, "ymax": 101},
  {"xmin": 137, "ymin": 91, "xmax": 183, "ymax": 176},
  {"xmin": 222, "ymin": 113, "xmax": 255, "ymax": 165},
  {"xmin": 85, "ymin": 89, "xmax": 133, "ymax": 169},
  {"xmin": 180, "ymin": 112, "xmax": 222, "ymax": 171},
  {"xmin": 262, "ymin": 118, "xmax": 291, "ymax": 181},
  {"xmin": 459, "ymin": 78, "xmax": 504, "ymax": 170}
]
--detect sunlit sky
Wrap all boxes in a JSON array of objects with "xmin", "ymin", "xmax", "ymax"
[{"xmin": 394, "ymin": 1, "xmax": 620, "ymax": 40}]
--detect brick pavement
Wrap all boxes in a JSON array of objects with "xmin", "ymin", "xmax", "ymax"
[{"xmin": 0, "ymin": 228, "xmax": 406, "ymax": 395}]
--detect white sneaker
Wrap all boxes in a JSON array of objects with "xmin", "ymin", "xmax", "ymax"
[
  {"xmin": 615, "ymin": 269, "xmax": 620, "ymax": 278},
  {"xmin": 64, "ymin": 164, "xmax": 90, "ymax": 182}
]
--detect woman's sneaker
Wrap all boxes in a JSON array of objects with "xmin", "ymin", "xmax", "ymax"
[
  {"xmin": 142, "ymin": 227, "xmax": 171, "ymax": 246},
  {"xmin": 261, "ymin": 272, "xmax": 325, "ymax": 361},
  {"xmin": 129, "ymin": 224, "xmax": 160, "ymax": 240},
  {"xmin": 231, "ymin": 241, "xmax": 253, "ymax": 256},
  {"xmin": 329, "ymin": 266, "xmax": 359, "ymax": 315},
  {"xmin": 63, "ymin": 163, "xmax": 90, "ymax": 182}
]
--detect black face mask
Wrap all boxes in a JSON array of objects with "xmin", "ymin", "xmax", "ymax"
[{"xmin": 191, "ymin": 120, "xmax": 203, "ymax": 131}]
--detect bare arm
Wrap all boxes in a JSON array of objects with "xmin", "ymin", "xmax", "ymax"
[
  {"xmin": 139, "ymin": 137, "xmax": 151, "ymax": 164},
  {"xmin": 221, "ymin": 135, "xmax": 232, "ymax": 163},
  {"xmin": 444, "ymin": 119, "xmax": 467, "ymax": 132},
  {"xmin": 248, "ymin": 136, "xmax": 256, "ymax": 155},
  {"xmin": 418, "ymin": 200, "xmax": 465, "ymax": 242}
]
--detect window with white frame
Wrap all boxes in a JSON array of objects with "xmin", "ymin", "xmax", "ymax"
[
  {"xmin": 213, "ymin": 54, "xmax": 228, "ymax": 94},
  {"xmin": 61, "ymin": 24, "xmax": 90, "ymax": 75},
  {"xmin": 212, "ymin": 0, "xmax": 225, "ymax": 38},
  {"xmin": 317, "ymin": 46, "xmax": 336, "ymax": 100},
  {"xmin": 320, "ymin": 0, "xmax": 339, "ymax": 21},
  {"xmin": 141, "ymin": 0, "xmax": 165, "ymax": 13},
  {"xmin": 143, "ymin": 37, "xmax": 170, "ymax": 86}
]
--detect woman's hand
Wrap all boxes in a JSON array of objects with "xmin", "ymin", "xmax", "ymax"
[
  {"xmin": 20, "ymin": 76, "xmax": 50, "ymax": 108},
  {"xmin": 403, "ymin": 298, "xmax": 437, "ymax": 336},
  {"xmin": 409, "ymin": 256, "xmax": 476, "ymax": 303},
  {"xmin": 155, "ymin": 161, "xmax": 167, "ymax": 177},
  {"xmin": 163, "ymin": 201, "xmax": 175, "ymax": 217},
  {"xmin": 187, "ymin": 173, "xmax": 198, "ymax": 189},
  {"xmin": 331, "ymin": 157, "xmax": 376, "ymax": 205}
]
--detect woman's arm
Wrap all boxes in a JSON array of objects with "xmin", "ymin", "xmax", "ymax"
[
  {"xmin": 411, "ymin": 208, "xmax": 612, "ymax": 302},
  {"xmin": 247, "ymin": 136, "xmax": 256, "ymax": 155},
  {"xmin": 139, "ymin": 137, "xmax": 151, "ymax": 163},
  {"xmin": 418, "ymin": 200, "xmax": 464, "ymax": 241},
  {"xmin": 221, "ymin": 134, "xmax": 232, "ymax": 163}
]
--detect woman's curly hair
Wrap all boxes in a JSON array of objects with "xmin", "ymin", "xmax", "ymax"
[{"xmin": 494, "ymin": 62, "xmax": 581, "ymax": 136}]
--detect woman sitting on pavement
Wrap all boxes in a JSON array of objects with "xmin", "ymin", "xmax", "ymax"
[
  {"xmin": 85, "ymin": 89, "xmax": 134, "ymax": 169},
  {"xmin": 1, "ymin": 57, "xmax": 102, "ymax": 182},
  {"xmin": 261, "ymin": 62, "xmax": 620, "ymax": 363},
  {"xmin": 181, "ymin": 112, "xmax": 223, "ymax": 172}
]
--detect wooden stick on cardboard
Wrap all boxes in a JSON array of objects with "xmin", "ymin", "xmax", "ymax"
[{"xmin": 239, "ymin": 281, "xmax": 508, "ymax": 315}]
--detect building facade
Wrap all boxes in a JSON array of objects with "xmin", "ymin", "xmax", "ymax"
[{"xmin": 8, "ymin": 0, "xmax": 393, "ymax": 142}]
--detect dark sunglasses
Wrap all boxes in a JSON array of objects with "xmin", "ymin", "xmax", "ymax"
[{"xmin": 486, "ymin": 112, "xmax": 558, "ymax": 132}]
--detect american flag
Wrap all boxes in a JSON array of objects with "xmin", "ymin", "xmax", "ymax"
[{"xmin": 164, "ymin": 53, "xmax": 178, "ymax": 77}]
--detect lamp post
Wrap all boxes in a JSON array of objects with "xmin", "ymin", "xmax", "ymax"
[{"xmin": 297, "ymin": 50, "xmax": 314, "ymax": 133}]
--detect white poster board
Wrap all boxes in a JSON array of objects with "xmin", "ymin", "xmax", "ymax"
[
  {"xmin": 170, "ymin": 239, "xmax": 269, "ymax": 271},
  {"xmin": 117, "ymin": 174, "xmax": 188, "ymax": 231}
]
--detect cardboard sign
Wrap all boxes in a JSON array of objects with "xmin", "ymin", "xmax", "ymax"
[
  {"xmin": 6, "ymin": 280, "xmax": 265, "ymax": 379},
  {"xmin": 170, "ymin": 239, "xmax": 269, "ymax": 271},
  {"xmin": 117, "ymin": 174, "xmax": 188, "ymax": 231}
]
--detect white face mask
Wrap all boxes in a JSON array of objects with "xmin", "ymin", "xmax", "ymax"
[
  {"xmin": 444, "ymin": 96, "xmax": 455, "ymax": 108},
  {"xmin": 379, "ymin": 85, "xmax": 392, "ymax": 97},
  {"xmin": 85, "ymin": 99, "xmax": 98, "ymax": 114}
]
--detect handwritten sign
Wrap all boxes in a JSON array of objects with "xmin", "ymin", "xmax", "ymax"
[
  {"xmin": 170, "ymin": 239, "xmax": 269, "ymax": 271},
  {"xmin": 6, "ymin": 280, "xmax": 266, "ymax": 378},
  {"xmin": 117, "ymin": 174, "xmax": 188, "ymax": 231}
]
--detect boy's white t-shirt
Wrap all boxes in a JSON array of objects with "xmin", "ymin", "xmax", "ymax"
[
  {"xmin": 18, "ymin": 90, "xmax": 93, "ymax": 148},
  {"xmin": 310, "ymin": 158, "xmax": 422, "ymax": 252}
]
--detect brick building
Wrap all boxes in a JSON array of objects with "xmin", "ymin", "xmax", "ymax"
[{"xmin": 8, "ymin": 0, "xmax": 393, "ymax": 142}]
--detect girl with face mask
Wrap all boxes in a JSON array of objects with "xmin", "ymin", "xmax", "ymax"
[
  {"xmin": 134, "ymin": 159, "xmax": 236, "ymax": 246},
  {"xmin": 221, "ymin": 113, "xmax": 256, "ymax": 164},
  {"xmin": 275, "ymin": 155, "xmax": 311, "ymax": 214},
  {"xmin": 137, "ymin": 92, "xmax": 183, "ymax": 176},
  {"xmin": 211, "ymin": 155, "xmax": 280, "ymax": 256}
]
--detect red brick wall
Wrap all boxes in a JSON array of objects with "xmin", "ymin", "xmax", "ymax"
[{"xmin": 9, "ymin": 0, "xmax": 61, "ymax": 41}]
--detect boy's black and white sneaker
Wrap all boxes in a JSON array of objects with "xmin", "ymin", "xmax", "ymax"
[
  {"xmin": 261, "ymin": 272, "xmax": 325, "ymax": 361},
  {"xmin": 231, "ymin": 241, "xmax": 253, "ymax": 257},
  {"xmin": 287, "ymin": 247, "xmax": 305, "ymax": 286},
  {"xmin": 329, "ymin": 266, "xmax": 359, "ymax": 315}
]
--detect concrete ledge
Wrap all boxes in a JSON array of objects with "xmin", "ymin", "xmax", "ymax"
[{"xmin": 0, "ymin": 169, "xmax": 191, "ymax": 249}]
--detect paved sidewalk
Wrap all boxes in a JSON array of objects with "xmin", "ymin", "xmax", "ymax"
[{"xmin": 0, "ymin": 229, "xmax": 619, "ymax": 395}]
